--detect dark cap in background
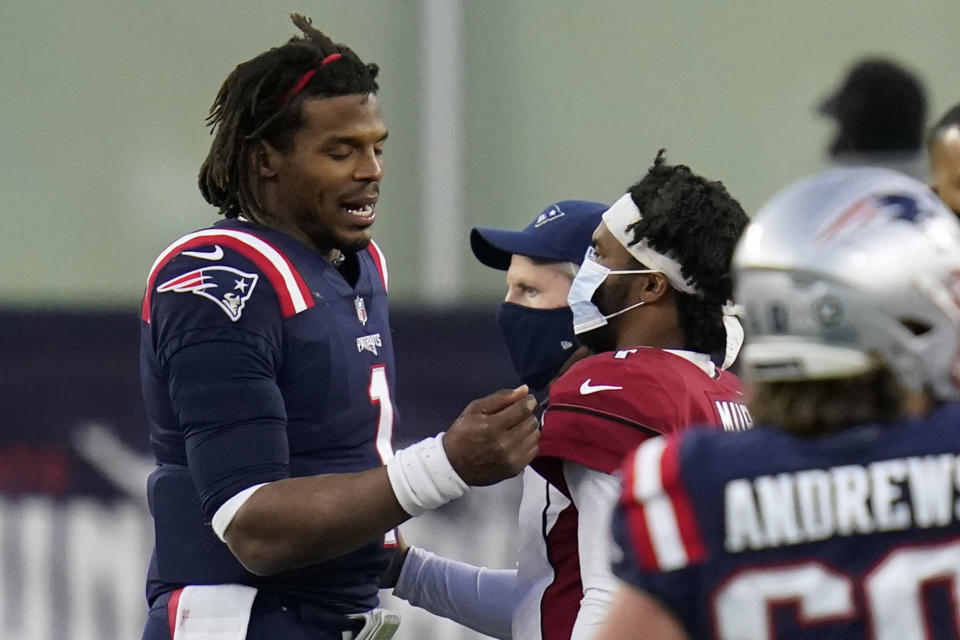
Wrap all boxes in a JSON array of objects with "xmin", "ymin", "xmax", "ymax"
[{"xmin": 819, "ymin": 57, "xmax": 927, "ymax": 155}]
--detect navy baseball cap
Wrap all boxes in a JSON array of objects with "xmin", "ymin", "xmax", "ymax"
[{"xmin": 471, "ymin": 200, "xmax": 608, "ymax": 270}]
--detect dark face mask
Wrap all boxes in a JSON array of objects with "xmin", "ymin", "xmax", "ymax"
[{"xmin": 496, "ymin": 302, "xmax": 579, "ymax": 391}]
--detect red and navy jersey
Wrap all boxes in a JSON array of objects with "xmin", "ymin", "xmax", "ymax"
[
  {"xmin": 529, "ymin": 348, "xmax": 748, "ymax": 640},
  {"xmin": 612, "ymin": 404, "xmax": 960, "ymax": 640},
  {"xmin": 140, "ymin": 218, "xmax": 395, "ymax": 611}
]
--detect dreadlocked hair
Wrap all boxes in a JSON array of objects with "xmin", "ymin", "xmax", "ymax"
[
  {"xmin": 625, "ymin": 150, "xmax": 748, "ymax": 365},
  {"xmin": 198, "ymin": 14, "xmax": 380, "ymax": 220}
]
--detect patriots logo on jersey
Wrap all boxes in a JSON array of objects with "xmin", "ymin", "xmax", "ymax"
[
  {"xmin": 156, "ymin": 266, "xmax": 259, "ymax": 322},
  {"xmin": 357, "ymin": 333, "xmax": 383, "ymax": 356}
]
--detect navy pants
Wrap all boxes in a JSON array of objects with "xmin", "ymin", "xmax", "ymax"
[{"xmin": 142, "ymin": 589, "xmax": 363, "ymax": 640}]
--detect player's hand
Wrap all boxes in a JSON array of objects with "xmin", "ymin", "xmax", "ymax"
[{"xmin": 442, "ymin": 385, "xmax": 539, "ymax": 486}]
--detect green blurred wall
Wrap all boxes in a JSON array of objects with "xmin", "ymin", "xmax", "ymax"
[{"xmin": 1, "ymin": 0, "xmax": 957, "ymax": 308}]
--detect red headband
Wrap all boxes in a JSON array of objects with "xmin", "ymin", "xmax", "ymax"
[{"xmin": 278, "ymin": 53, "xmax": 344, "ymax": 108}]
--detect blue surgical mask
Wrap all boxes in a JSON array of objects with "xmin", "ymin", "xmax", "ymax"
[
  {"xmin": 568, "ymin": 255, "xmax": 657, "ymax": 335},
  {"xmin": 497, "ymin": 302, "xmax": 579, "ymax": 391}
]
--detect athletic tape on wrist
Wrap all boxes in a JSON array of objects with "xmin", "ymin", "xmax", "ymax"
[{"xmin": 386, "ymin": 434, "xmax": 468, "ymax": 516}]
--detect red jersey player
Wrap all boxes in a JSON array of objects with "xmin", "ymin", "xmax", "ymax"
[{"xmin": 531, "ymin": 151, "xmax": 752, "ymax": 639}]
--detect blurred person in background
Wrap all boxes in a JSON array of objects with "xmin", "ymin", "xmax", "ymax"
[
  {"xmin": 598, "ymin": 167, "xmax": 960, "ymax": 640},
  {"xmin": 139, "ymin": 14, "xmax": 538, "ymax": 640},
  {"xmin": 388, "ymin": 200, "xmax": 606, "ymax": 640},
  {"xmin": 927, "ymin": 102, "xmax": 960, "ymax": 216},
  {"xmin": 529, "ymin": 151, "xmax": 752, "ymax": 639},
  {"xmin": 818, "ymin": 57, "xmax": 928, "ymax": 180}
]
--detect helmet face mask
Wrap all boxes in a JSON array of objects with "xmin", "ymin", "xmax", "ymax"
[{"xmin": 735, "ymin": 167, "xmax": 960, "ymax": 402}]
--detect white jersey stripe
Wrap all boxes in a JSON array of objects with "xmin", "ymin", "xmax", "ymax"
[
  {"xmin": 369, "ymin": 239, "xmax": 389, "ymax": 292},
  {"xmin": 147, "ymin": 229, "xmax": 310, "ymax": 313},
  {"xmin": 634, "ymin": 437, "xmax": 689, "ymax": 571}
]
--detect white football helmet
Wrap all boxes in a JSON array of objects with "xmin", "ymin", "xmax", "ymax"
[{"xmin": 734, "ymin": 166, "xmax": 960, "ymax": 401}]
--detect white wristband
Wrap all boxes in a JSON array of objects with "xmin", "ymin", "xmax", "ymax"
[{"xmin": 386, "ymin": 434, "xmax": 469, "ymax": 516}]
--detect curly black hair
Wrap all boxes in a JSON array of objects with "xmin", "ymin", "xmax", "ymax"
[
  {"xmin": 198, "ymin": 14, "xmax": 380, "ymax": 220},
  {"xmin": 625, "ymin": 150, "xmax": 748, "ymax": 365}
]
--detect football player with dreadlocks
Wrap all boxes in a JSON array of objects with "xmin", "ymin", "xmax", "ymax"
[
  {"xmin": 527, "ymin": 152, "xmax": 753, "ymax": 639},
  {"xmin": 139, "ymin": 15, "xmax": 538, "ymax": 640},
  {"xmin": 388, "ymin": 200, "xmax": 606, "ymax": 640}
]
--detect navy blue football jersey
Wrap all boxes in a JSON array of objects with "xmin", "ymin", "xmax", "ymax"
[
  {"xmin": 140, "ymin": 218, "xmax": 396, "ymax": 611},
  {"xmin": 612, "ymin": 404, "xmax": 960, "ymax": 639}
]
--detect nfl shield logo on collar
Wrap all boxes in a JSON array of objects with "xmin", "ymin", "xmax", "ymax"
[{"xmin": 355, "ymin": 295, "xmax": 368, "ymax": 326}]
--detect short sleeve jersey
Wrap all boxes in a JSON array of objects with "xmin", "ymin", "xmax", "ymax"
[
  {"xmin": 529, "ymin": 347, "xmax": 749, "ymax": 639},
  {"xmin": 140, "ymin": 218, "xmax": 396, "ymax": 611},
  {"xmin": 613, "ymin": 404, "xmax": 960, "ymax": 639},
  {"xmin": 534, "ymin": 347, "xmax": 749, "ymax": 488}
]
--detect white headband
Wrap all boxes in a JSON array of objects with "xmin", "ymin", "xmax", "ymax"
[
  {"xmin": 601, "ymin": 193, "xmax": 702, "ymax": 296},
  {"xmin": 602, "ymin": 192, "xmax": 743, "ymax": 370}
]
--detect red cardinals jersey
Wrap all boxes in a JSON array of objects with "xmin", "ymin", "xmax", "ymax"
[
  {"xmin": 528, "ymin": 347, "xmax": 750, "ymax": 640},
  {"xmin": 535, "ymin": 347, "xmax": 750, "ymax": 486}
]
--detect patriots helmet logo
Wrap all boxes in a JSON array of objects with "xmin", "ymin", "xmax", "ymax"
[
  {"xmin": 815, "ymin": 192, "xmax": 936, "ymax": 244},
  {"xmin": 156, "ymin": 266, "xmax": 259, "ymax": 322}
]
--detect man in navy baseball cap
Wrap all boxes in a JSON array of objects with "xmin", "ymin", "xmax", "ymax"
[
  {"xmin": 471, "ymin": 200, "xmax": 609, "ymax": 271},
  {"xmin": 471, "ymin": 200, "xmax": 608, "ymax": 391},
  {"xmin": 388, "ymin": 199, "xmax": 607, "ymax": 639}
]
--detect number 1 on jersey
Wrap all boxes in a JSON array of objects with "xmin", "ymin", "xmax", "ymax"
[{"xmin": 368, "ymin": 365, "xmax": 395, "ymax": 464}]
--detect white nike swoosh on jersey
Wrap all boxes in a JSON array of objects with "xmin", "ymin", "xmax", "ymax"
[
  {"xmin": 182, "ymin": 245, "xmax": 224, "ymax": 261},
  {"xmin": 579, "ymin": 379, "xmax": 624, "ymax": 395}
]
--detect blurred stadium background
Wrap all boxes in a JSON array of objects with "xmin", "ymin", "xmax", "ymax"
[{"xmin": 1, "ymin": 1, "xmax": 957, "ymax": 638}]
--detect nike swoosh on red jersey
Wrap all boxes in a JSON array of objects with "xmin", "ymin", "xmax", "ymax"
[
  {"xmin": 579, "ymin": 379, "xmax": 624, "ymax": 394},
  {"xmin": 182, "ymin": 245, "xmax": 224, "ymax": 261}
]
